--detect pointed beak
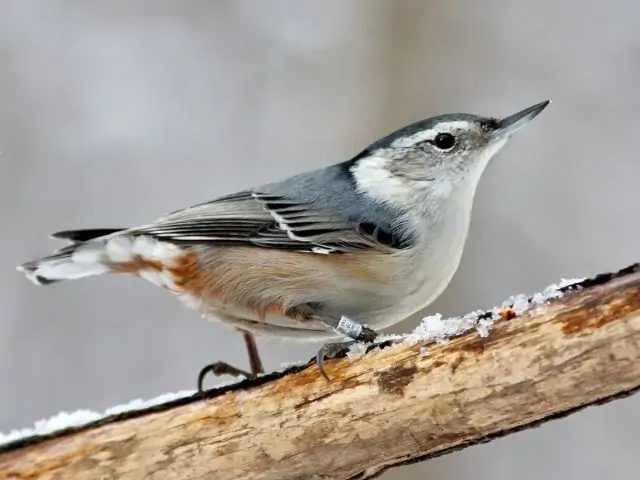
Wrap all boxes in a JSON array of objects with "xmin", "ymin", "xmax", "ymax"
[{"xmin": 493, "ymin": 100, "xmax": 550, "ymax": 138}]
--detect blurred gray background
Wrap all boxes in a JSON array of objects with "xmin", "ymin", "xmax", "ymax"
[{"xmin": 1, "ymin": 1, "xmax": 638, "ymax": 479}]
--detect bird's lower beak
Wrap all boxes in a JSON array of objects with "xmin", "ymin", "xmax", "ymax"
[{"xmin": 493, "ymin": 100, "xmax": 550, "ymax": 138}]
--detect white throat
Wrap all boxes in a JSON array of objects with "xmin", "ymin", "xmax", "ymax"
[{"xmin": 351, "ymin": 137, "xmax": 507, "ymax": 219}]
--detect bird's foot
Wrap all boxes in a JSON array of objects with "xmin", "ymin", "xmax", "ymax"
[
  {"xmin": 197, "ymin": 362, "xmax": 256, "ymax": 393},
  {"xmin": 197, "ymin": 330, "xmax": 265, "ymax": 394},
  {"xmin": 316, "ymin": 318, "xmax": 379, "ymax": 381}
]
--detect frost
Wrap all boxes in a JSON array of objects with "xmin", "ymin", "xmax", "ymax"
[
  {"xmin": 347, "ymin": 333, "xmax": 403, "ymax": 359},
  {"xmin": 404, "ymin": 275, "xmax": 587, "ymax": 347},
  {"xmin": 557, "ymin": 277, "xmax": 586, "ymax": 289},
  {"xmin": 406, "ymin": 311, "xmax": 482, "ymax": 345},
  {"xmin": 0, "ymin": 389, "xmax": 198, "ymax": 446},
  {"xmin": 377, "ymin": 333, "xmax": 404, "ymax": 343},
  {"xmin": 476, "ymin": 318, "xmax": 492, "ymax": 338},
  {"xmin": 347, "ymin": 341, "xmax": 369, "ymax": 359},
  {"xmin": 277, "ymin": 360, "xmax": 308, "ymax": 371},
  {"xmin": 503, "ymin": 293, "xmax": 530, "ymax": 313},
  {"xmin": 0, "ymin": 411, "xmax": 102, "ymax": 446}
]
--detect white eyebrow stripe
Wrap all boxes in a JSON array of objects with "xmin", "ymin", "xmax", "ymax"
[{"xmin": 390, "ymin": 120, "xmax": 472, "ymax": 148}]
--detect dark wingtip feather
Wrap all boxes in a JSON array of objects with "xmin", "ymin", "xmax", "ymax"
[{"xmin": 50, "ymin": 228, "xmax": 124, "ymax": 243}]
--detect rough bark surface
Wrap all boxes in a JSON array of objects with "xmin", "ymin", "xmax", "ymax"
[{"xmin": 1, "ymin": 264, "xmax": 639, "ymax": 480}]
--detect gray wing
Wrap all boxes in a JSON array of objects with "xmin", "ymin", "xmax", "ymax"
[{"xmin": 131, "ymin": 190, "xmax": 399, "ymax": 253}]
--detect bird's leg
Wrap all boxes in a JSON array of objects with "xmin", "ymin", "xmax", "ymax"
[
  {"xmin": 197, "ymin": 329, "xmax": 265, "ymax": 393},
  {"xmin": 312, "ymin": 315, "xmax": 379, "ymax": 382},
  {"xmin": 242, "ymin": 330, "xmax": 265, "ymax": 377}
]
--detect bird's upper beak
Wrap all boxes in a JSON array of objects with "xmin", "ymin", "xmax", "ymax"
[{"xmin": 493, "ymin": 100, "xmax": 550, "ymax": 138}]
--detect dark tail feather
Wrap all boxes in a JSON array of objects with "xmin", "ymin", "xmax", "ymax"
[{"xmin": 51, "ymin": 228, "xmax": 125, "ymax": 243}]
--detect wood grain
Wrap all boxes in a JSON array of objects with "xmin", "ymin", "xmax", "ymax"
[{"xmin": 1, "ymin": 264, "xmax": 639, "ymax": 480}]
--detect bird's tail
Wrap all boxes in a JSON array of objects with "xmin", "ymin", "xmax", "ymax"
[{"xmin": 17, "ymin": 228, "xmax": 127, "ymax": 285}]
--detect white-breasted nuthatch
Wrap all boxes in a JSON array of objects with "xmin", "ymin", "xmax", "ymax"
[{"xmin": 17, "ymin": 100, "xmax": 549, "ymax": 387}]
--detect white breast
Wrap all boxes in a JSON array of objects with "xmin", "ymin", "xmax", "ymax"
[{"xmin": 361, "ymin": 176, "xmax": 481, "ymax": 330}]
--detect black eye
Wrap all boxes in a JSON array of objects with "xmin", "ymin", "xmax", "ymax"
[{"xmin": 432, "ymin": 133, "xmax": 456, "ymax": 150}]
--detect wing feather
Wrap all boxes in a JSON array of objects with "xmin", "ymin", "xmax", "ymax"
[{"xmin": 131, "ymin": 190, "xmax": 402, "ymax": 253}]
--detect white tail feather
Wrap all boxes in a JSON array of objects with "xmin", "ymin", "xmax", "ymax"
[
  {"xmin": 18, "ymin": 234, "xmax": 184, "ymax": 286},
  {"xmin": 19, "ymin": 260, "xmax": 109, "ymax": 285}
]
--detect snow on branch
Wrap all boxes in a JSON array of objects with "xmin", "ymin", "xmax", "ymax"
[{"xmin": 1, "ymin": 263, "xmax": 639, "ymax": 480}]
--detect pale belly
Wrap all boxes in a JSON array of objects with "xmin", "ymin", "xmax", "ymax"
[{"xmin": 181, "ymin": 238, "xmax": 466, "ymax": 342}]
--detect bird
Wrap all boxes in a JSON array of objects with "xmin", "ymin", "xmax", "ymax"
[{"xmin": 17, "ymin": 100, "xmax": 550, "ymax": 389}]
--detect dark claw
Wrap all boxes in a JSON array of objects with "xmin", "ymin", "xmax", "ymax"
[
  {"xmin": 316, "ymin": 348, "xmax": 329, "ymax": 381},
  {"xmin": 197, "ymin": 362, "xmax": 254, "ymax": 394},
  {"xmin": 316, "ymin": 326, "xmax": 379, "ymax": 381},
  {"xmin": 198, "ymin": 330, "xmax": 266, "ymax": 394},
  {"xmin": 316, "ymin": 342, "xmax": 352, "ymax": 381}
]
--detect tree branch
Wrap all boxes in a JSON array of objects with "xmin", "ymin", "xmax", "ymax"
[{"xmin": 1, "ymin": 263, "xmax": 639, "ymax": 480}]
